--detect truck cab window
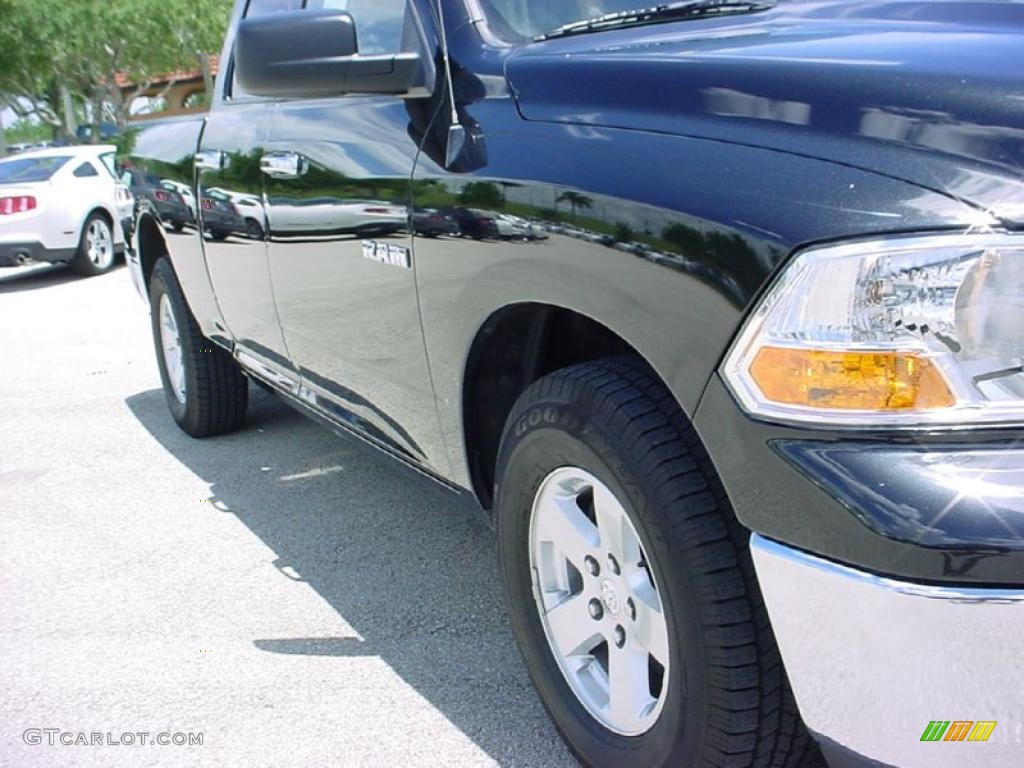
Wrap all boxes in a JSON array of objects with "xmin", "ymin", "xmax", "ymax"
[
  {"xmin": 244, "ymin": 0, "xmax": 301, "ymax": 16},
  {"xmin": 246, "ymin": 0, "xmax": 402, "ymax": 45},
  {"xmin": 306, "ymin": 0, "xmax": 405, "ymax": 54}
]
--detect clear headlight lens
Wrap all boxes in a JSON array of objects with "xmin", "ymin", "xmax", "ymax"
[{"xmin": 723, "ymin": 234, "xmax": 1024, "ymax": 426}]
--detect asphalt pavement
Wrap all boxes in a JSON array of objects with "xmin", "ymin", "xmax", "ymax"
[{"xmin": 0, "ymin": 261, "xmax": 577, "ymax": 767}]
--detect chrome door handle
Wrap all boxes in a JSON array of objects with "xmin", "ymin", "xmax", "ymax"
[
  {"xmin": 194, "ymin": 149, "xmax": 226, "ymax": 171},
  {"xmin": 261, "ymin": 152, "xmax": 306, "ymax": 179}
]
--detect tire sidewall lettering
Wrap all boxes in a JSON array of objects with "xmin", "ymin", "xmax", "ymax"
[{"xmin": 514, "ymin": 405, "xmax": 579, "ymax": 438}]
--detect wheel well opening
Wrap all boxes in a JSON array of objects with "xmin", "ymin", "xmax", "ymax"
[
  {"xmin": 136, "ymin": 214, "xmax": 169, "ymax": 288},
  {"xmin": 463, "ymin": 304, "xmax": 635, "ymax": 510},
  {"xmin": 83, "ymin": 205, "xmax": 114, "ymax": 236},
  {"xmin": 87, "ymin": 207, "xmax": 114, "ymax": 228}
]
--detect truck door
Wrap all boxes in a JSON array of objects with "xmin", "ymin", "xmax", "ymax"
[
  {"xmin": 195, "ymin": 0, "xmax": 298, "ymax": 390},
  {"xmin": 262, "ymin": 0, "xmax": 447, "ymax": 470}
]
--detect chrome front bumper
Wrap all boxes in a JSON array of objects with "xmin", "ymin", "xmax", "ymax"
[{"xmin": 751, "ymin": 535, "xmax": 1024, "ymax": 768}]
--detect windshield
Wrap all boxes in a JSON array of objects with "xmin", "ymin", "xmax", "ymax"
[
  {"xmin": 0, "ymin": 155, "xmax": 71, "ymax": 183},
  {"xmin": 475, "ymin": 0, "xmax": 643, "ymax": 41},
  {"xmin": 476, "ymin": 0, "xmax": 767, "ymax": 42}
]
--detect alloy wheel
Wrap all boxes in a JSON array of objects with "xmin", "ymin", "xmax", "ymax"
[
  {"xmin": 529, "ymin": 467, "xmax": 671, "ymax": 736},
  {"xmin": 86, "ymin": 219, "xmax": 114, "ymax": 269},
  {"xmin": 159, "ymin": 293, "xmax": 186, "ymax": 404}
]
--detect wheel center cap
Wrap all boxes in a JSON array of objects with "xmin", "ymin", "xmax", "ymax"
[{"xmin": 600, "ymin": 579, "xmax": 621, "ymax": 615}]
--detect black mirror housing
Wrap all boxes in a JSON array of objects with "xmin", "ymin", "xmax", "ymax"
[{"xmin": 235, "ymin": 9, "xmax": 426, "ymax": 99}]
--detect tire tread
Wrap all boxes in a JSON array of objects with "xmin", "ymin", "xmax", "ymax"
[
  {"xmin": 150, "ymin": 258, "xmax": 247, "ymax": 437},
  {"xmin": 500, "ymin": 356, "xmax": 823, "ymax": 768}
]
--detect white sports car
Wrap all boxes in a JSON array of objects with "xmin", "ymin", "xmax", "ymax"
[{"xmin": 0, "ymin": 145, "xmax": 133, "ymax": 275}]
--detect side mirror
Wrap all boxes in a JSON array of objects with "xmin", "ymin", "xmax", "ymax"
[{"xmin": 234, "ymin": 10, "xmax": 427, "ymax": 99}]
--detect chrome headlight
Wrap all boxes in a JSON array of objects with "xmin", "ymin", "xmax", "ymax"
[{"xmin": 723, "ymin": 234, "xmax": 1024, "ymax": 427}]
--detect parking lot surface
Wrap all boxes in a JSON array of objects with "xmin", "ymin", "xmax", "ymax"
[{"xmin": 0, "ymin": 262, "xmax": 576, "ymax": 767}]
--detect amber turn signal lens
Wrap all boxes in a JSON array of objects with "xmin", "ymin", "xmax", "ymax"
[{"xmin": 749, "ymin": 347, "xmax": 955, "ymax": 411}]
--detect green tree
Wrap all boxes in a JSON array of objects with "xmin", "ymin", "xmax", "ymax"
[
  {"xmin": 555, "ymin": 190, "xmax": 593, "ymax": 219},
  {"xmin": 613, "ymin": 222, "xmax": 635, "ymax": 243},
  {"xmin": 458, "ymin": 181, "xmax": 505, "ymax": 209},
  {"xmin": 538, "ymin": 207, "xmax": 561, "ymax": 222},
  {"xmin": 662, "ymin": 223, "xmax": 705, "ymax": 257},
  {"xmin": 0, "ymin": 0, "xmax": 64, "ymax": 133},
  {"xmin": 0, "ymin": 0, "xmax": 230, "ymax": 141},
  {"xmin": 2, "ymin": 117, "xmax": 53, "ymax": 144}
]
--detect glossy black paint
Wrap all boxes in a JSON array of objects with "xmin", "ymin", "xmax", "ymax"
[
  {"xmin": 126, "ymin": 0, "xmax": 1024, "ymax": 586},
  {"xmin": 774, "ymin": 441, "xmax": 1024, "ymax": 552},
  {"xmin": 263, "ymin": 93, "xmax": 445, "ymax": 468},
  {"xmin": 124, "ymin": 115, "xmax": 225, "ymax": 338},
  {"xmin": 197, "ymin": 103, "xmax": 295, "ymax": 375},
  {"xmin": 122, "ymin": 170, "xmax": 192, "ymax": 230},
  {"xmin": 696, "ymin": 375, "xmax": 1024, "ymax": 586},
  {"xmin": 505, "ymin": 0, "xmax": 1024, "ymax": 225}
]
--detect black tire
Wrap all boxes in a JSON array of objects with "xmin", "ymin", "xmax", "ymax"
[
  {"xmin": 170, "ymin": 221, "xmax": 185, "ymax": 233},
  {"xmin": 70, "ymin": 212, "xmax": 118, "ymax": 276},
  {"xmin": 245, "ymin": 218, "xmax": 264, "ymax": 239},
  {"xmin": 148, "ymin": 257, "xmax": 248, "ymax": 437},
  {"xmin": 495, "ymin": 357, "xmax": 823, "ymax": 768}
]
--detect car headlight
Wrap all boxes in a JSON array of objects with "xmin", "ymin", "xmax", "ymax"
[{"xmin": 723, "ymin": 234, "xmax": 1024, "ymax": 427}]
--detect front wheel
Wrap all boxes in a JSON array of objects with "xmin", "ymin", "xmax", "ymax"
[
  {"xmin": 148, "ymin": 257, "xmax": 248, "ymax": 437},
  {"xmin": 70, "ymin": 213, "xmax": 117, "ymax": 276},
  {"xmin": 495, "ymin": 357, "xmax": 822, "ymax": 768}
]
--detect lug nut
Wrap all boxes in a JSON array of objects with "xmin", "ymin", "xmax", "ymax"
[
  {"xmin": 588, "ymin": 598, "xmax": 604, "ymax": 620},
  {"xmin": 607, "ymin": 553, "xmax": 620, "ymax": 575},
  {"xmin": 584, "ymin": 555, "xmax": 600, "ymax": 577},
  {"xmin": 626, "ymin": 597, "xmax": 636, "ymax": 621},
  {"xmin": 613, "ymin": 624, "xmax": 626, "ymax": 648}
]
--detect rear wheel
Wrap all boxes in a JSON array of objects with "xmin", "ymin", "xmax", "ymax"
[
  {"xmin": 245, "ymin": 218, "xmax": 264, "ymax": 239},
  {"xmin": 495, "ymin": 357, "xmax": 823, "ymax": 768},
  {"xmin": 148, "ymin": 257, "xmax": 248, "ymax": 437},
  {"xmin": 70, "ymin": 213, "xmax": 117, "ymax": 276}
]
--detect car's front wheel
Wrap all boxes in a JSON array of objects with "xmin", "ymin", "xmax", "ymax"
[
  {"xmin": 70, "ymin": 212, "xmax": 117, "ymax": 276},
  {"xmin": 148, "ymin": 257, "xmax": 248, "ymax": 437},
  {"xmin": 496, "ymin": 357, "xmax": 822, "ymax": 768}
]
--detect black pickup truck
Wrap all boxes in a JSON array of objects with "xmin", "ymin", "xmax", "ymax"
[{"xmin": 125, "ymin": 1, "xmax": 1024, "ymax": 766}]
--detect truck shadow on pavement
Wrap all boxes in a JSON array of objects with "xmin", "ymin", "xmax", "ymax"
[{"xmin": 125, "ymin": 386, "xmax": 576, "ymax": 767}]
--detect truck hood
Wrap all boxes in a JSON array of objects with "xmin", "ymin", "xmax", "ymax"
[{"xmin": 506, "ymin": 0, "xmax": 1024, "ymax": 224}]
